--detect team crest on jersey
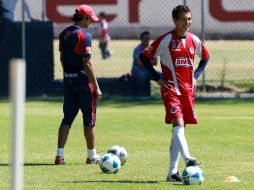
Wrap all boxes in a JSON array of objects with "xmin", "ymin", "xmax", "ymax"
[
  {"xmin": 189, "ymin": 47, "xmax": 194, "ymax": 54},
  {"xmin": 175, "ymin": 58, "xmax": 193, "ymax": 67},
  {"xmin": 171, "ymin": 40, "xmax": 181, "ymax": 50},
  {"xmin": 170, "ymin": 106, "xmax": 177, "ymax": 114}
]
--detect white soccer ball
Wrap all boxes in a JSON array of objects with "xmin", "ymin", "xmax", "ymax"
[
  {"xmin": 182, "ymin": 166, "xmax": 204, "ymax": 185},
  {"xmin": 99, "ymin": 153, "xmax": 121, "ymax": 174},
  {"xmin": 107, "ymin": 145, "xmax": 128, "ymax": 165}
]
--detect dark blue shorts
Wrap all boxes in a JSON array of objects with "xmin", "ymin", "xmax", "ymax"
[{"xmin": 61, "ymin": 76, "xmax": 97, "ymax": 127}]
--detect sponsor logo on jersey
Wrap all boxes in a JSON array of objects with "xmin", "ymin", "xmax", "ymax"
[
  {"xmin": 64, "ymin": 73, "xmax": 78, "ymax": 78},
  {"xmin": 175, "ymin": 58, "xmax": 193, "ymax": 67},
  {"xmin": 170, "ymin": 106, "xmax": 177, "ymax": 114}
]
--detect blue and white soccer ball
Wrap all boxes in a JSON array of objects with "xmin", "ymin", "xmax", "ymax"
[
  {"xmin": 107, "ymin": 145, "xmax": 128, "ymax": 165},
  {"xmin": 182, "ymin": 166, "xmax": 204, "ymax": 185},
  {"xmin": 99, "ymin": 153, "xmax": 121, "ymax": 174}
]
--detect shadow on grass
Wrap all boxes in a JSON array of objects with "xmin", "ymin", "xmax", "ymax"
[
  {"xmin": 24, "ymin": 163, "xmax": 55, "ymax": 166},
  {"xmin": 0, "ymin": 163, "xmax": 9, "ymax": 166},
  {"xmin": 0, "ymin": 163, "xmax": 56, "ymax": 166},
  {"xmin": 65, "ymin": 179, "xmax": 186, "ymax": 186},
  {"xmin": 65, "ymin": 180, "xmax": 159, "ymax": 184}
]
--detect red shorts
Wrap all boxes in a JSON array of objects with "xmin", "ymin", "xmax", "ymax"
[{"xmin": 162, "ymin": 92, "xmax": 197, "ymax": 124}]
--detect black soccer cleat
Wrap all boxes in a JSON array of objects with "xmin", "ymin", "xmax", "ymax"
[
  {"xmin": 166, "ymin": 172, "xmax": 182, "ymax": 182},
  {"xmin": 186, "ymin": 157, "xmax": 201, "ymax": 167}
]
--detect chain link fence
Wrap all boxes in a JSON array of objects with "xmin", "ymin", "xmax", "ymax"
[{"xmin": 1, "ymin": 0, "xmax": 253, "ymax": 97}]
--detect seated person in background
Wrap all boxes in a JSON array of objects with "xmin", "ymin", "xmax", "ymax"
[{"xmin": 131, "ymin": 31, "xmax": 159, "ymax": 97}]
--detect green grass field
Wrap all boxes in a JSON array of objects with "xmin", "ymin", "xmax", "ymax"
[{"xmin": 0, "ymin": 98, "xmax": 254, "ymax": 189}]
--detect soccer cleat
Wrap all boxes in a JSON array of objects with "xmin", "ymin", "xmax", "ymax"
[
  {"xmin": 185, "ymin": 157, "xmax": 201, "ymax": 167},
  {"xmin": 55, "ymin": 156, "xmax": 65, "ymax": 165},
  {"xmin": 86, "ymin": 156, "xmax": 101, "ymax": 164},
  {"xmin": 166, "ymin": 172, "xmax": 182, "ymax": 182}
]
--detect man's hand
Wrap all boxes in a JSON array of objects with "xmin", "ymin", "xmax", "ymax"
[
  {"xmin": 157, "ymin": 78, "xmax": 174, "ymax": 92},
  {"xmin": 193, "ymin": 78, "xmax": 197, "ymax": 91},
  {"xmin": 95, "ymin": 88, "xmax": 102, "ymax": 101}
]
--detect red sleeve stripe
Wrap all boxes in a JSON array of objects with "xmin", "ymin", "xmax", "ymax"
[{"xmin": 74, "ymin": 30, "xmax": 86, "ymax": 55}]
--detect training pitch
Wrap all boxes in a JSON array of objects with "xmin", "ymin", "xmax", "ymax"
[{"xmin": 0, "ymin": 98, "xmax": 253, "ymax": 189}]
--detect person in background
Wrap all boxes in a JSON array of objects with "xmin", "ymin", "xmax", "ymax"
[
  {"xmin": 139, "ymin": 5, "xmax": 209, "ymax": 182},
  {"xmin": 98, "ymin": 12, "xmax": 111, "ymax": 59},
  {"xmin": 1, "ymin": 0, "xmax": 17, "ymax": 21},
  {"xmin": 55, "ymin": 4, "xmax": 102, "ymax": 165},
  {"xmin": 0, "ymin": 0, "xmax": 37, "ymax": 22},
  {"xmin": 131, "ymin": 31, "xmax": 159, "ymax": 97}
]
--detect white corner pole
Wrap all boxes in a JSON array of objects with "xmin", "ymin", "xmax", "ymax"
[{"xmin": 9, "ymin": 59, "xmax": 26, "ymax": 190}]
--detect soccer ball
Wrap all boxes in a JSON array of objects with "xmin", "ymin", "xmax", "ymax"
[
  {"xmin": 182, "ymin": 166, "xmax": 204, "ymax": 185},
  {"xmin": 99, "ymin": 153, "xmax": 121, "ymax": 174},
  {"xmin": 107, "ymin": 145, "xmax": 128, "ymax": 165}
]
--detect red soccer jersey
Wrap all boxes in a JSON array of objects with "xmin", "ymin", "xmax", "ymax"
[{"xmin": 142, "ymin": 31, "xmax": 209, "ymax": 96}]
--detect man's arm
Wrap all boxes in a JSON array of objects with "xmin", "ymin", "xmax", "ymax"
[
  {"xmin": 133, "ymin": 56, "xmax": 145, "ymax": 68},
  {"xmin": 140, "ymin": 54, "xmax": 173, "ymax": 90},
  {"xmin": 82, "ymin": 57, "xmax": 102, "ymax": 100},
  {"xmin": 139, "ymin": 54, "xmax": 161, "ymax": 81},
  {"xmin": 194, "ymin": 56, "xmax": 209, "ymax": 80},
  {"xmin": 60, "ymin": 52, "xmax": 64, "ymax": 69}
]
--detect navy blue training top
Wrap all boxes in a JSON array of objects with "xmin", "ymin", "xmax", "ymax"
[{"xmin": 59, "ymin": 25, "xmax": 92, "ymax": 74}]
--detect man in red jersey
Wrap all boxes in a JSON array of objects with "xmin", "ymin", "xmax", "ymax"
[
  {"xmin": 140, "ymin": 5, "xmax": 209, "ymax": 182},
  {"xmin": 55, "ymin": 4, "xmax": 102, "ymax": 165}
]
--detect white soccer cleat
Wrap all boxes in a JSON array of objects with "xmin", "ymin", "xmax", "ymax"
[{"xmin": 86, "ymin": 155, "xmax": 101, "ymax": 164}]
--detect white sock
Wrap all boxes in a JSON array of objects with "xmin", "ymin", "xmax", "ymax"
[
  {"xmin": 87, "ymin": 148, "xmax": 97, "ymax": 160},
  {"xmin": 57, "ymin": 148, "xmax": 64, "ymax": 158},
  {"xmin": 173, "ymin": 126, "xmax": 191, "ymax": 161},
  {"xmin": 169, "ymin": 135, "xmax": 180, "ymax": 175}
]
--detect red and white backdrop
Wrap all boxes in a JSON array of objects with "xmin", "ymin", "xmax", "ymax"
[{"xmin": 15, "ymin": 0, "xmax": 254, "ymax": 38}]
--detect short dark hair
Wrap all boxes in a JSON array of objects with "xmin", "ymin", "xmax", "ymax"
[
  {"xmin": 172, "ymin": 5, "xmax": 191, "ymax": 19},
  {"xmin": 71, "ymin": 13, "xmax": 84, "ymax": 21},
  {"xmin": 140, "ymin": 31, "xmax": 150, "ymax": 40},
  {"xmin": 71, "ymin": 13, "xmax": 90, "ymax": 22}
]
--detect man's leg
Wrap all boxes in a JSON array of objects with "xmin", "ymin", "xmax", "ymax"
[
  {"xmin": 172, "ymin": 118, "xmax": 192, "ymax": 164},
  {"xmin": 55, "ymin": 88, "xmax": 79, "ymax": 165},
  {"xmin": 84, "ymin": 126, "xmax": 100, "ymax": 164},
  {"xmin": 167, "ymin": 134, "xmax": 181, "ymax": 182},
  {"xmin": 81, "ymin": 83, "xmax": 99, "ymax": 164},
  {"xmin": 58, "ymin": 124, "xmax": 70, "ymax": 148},
  {"xmin": 133, "ymin": 70, "xmax": 148, "ymax": 96},
  {"xmin": 99, "ymin": 42, "xmax": 107, "ymax": 59},
  {"xmin": 105, "ymin": 43, "xmax": 111, "ymax": 58},
  {"xmin": 55, "ymin": 124, "xmax": 71, "ymax": 164},
  {"xmin": 84, "ymin": 126, "xmax": 95, "ymax": 149}
]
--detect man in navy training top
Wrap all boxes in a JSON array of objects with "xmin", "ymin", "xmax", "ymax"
[{"xmin": 55, "ymin": 4, "xmax": 102, "ymax": 165}]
